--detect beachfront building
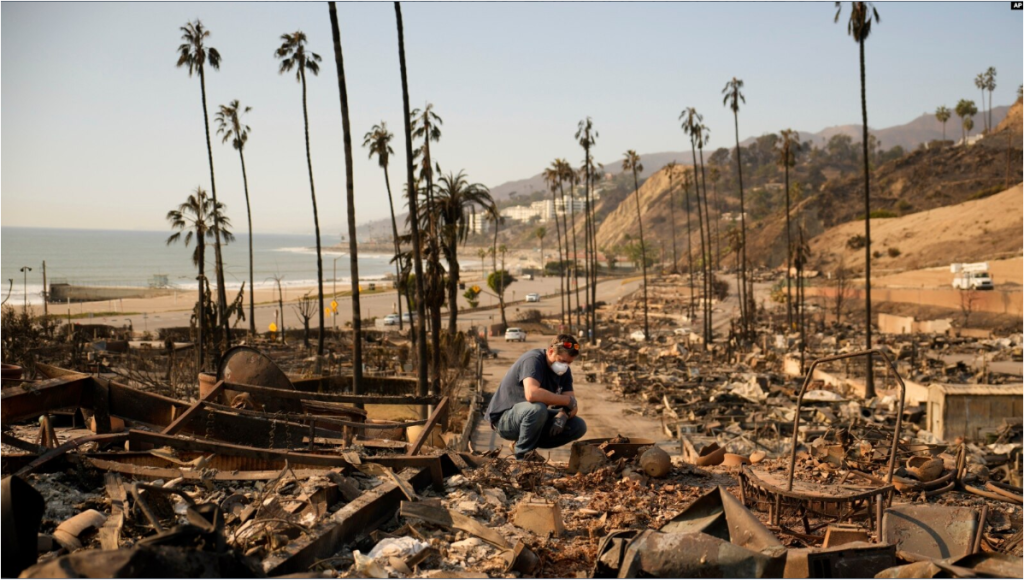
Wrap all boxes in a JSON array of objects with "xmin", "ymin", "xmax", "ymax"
[{"xmin": 466, "ymin": 210, "xmax": 490, "ymax": 234}]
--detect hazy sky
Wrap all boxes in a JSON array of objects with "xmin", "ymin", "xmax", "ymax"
[{"xmin": 2, "ymin": 1, "xmax": 1021, "ymax": 234}]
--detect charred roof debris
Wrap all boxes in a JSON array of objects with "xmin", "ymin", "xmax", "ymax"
[{"xmin": 1, "ymin": 273, "xmax": 1021, "ymax": 578}]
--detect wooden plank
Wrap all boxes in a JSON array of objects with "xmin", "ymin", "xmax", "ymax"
[
  {"xmin": 86, "ymin": 457, "xmax": 325, "ymax": 482},
  {"xmin": 0, "ymin": 432, "xmax": 46, "ymax": 454},
  {"xmin": 98, "ymin": 473, "xmax": 126, "ymax": 549},
  {"xmin": 161, "ymin": 381, "xmax": 224, "ymax": 435},
  {"xmin": 14, "ymin": 433, "xmax": 128, "ymax": 477},
  {"xmin": 127, "ymin": 430, "xmax": 354, "ymax": 470},
  {"xmin": 223, "ymin": 381, "xmax": 440, "ymax": 406},
  {"xmin": 407, "ymin": 396, "xmax": 449, "ymax": 456}
]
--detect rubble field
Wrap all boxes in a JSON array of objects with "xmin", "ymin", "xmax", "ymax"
[{"xmin": 1, "ymin": 272, "xmax": 1021, "ymax": 578}]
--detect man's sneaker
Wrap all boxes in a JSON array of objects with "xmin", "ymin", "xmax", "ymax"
[{"xmin": 515, "ymin": 450, "xmax": 546, "ymax": 463}]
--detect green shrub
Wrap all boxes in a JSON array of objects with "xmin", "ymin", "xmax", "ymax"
[{"xmin": 887, "ymin": 247, "xmax": 901, "ymax": 258}]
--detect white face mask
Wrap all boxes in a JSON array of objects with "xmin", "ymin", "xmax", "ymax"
[{"xmin": 551, "ymin": 361, "xmax": 570, "ymax": 376}]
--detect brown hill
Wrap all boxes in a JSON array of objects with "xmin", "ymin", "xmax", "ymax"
[
  {"xmin": 807, "ymin": 184, "xmax": 1022, "ymax": 273},
  {"xmin": 744, "ymin": 136, "xmax": 1023, "ymax": 269}
]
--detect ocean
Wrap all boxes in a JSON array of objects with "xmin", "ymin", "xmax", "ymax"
[{"xmin": 0, "ymin": 227, "xmax": 396, "ymax": 306}]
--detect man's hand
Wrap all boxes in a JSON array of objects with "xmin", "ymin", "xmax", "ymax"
[
  {"xmin": 566, "ymin": 394, "xmax": 578, "ymax": 419},
  {"xmin": 550, "ymin": 409, "xmax": 569, "ymax": 436}
]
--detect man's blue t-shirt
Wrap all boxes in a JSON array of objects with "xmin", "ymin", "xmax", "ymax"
[{"xmin": 486, "ymin": 348, "xmax": 573, "ymax": 424}]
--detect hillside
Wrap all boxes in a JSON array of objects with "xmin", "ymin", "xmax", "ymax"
[
  {"xmin": 807, "ymin": 184, "xmax": 1023, "ymax": 273},
  {"xmin": 743, "ymin": 135, "xmax": 1023, "ymax": 269},
  {"xmin": 741, "ymin": 105, "xmax": 1012, "ymax": 151}
]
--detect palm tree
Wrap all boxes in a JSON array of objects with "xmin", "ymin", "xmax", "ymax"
[
  {"xmin": 543, "ymin": 165, "xmax": 567, "ymax": 328},
  {"xmin": 665, "ymin": 162, "xmax": 679, "ymax": 273},
  {"xmin": 177, "ymin": 20, "xmax": 230, "ymax": 350},
  {"xmin": 328, "ymin": 2, "xmax": 363, "ymax": 393},
  {"xmin": 364, "ymin": 122, "xmax": 404, "ymax": 331},
  {"xmin": 935, "ymin": 106, "xmax": 951, "ymax": 141},
  {"xmin": 709, "ymin": 165, "xmax": 722, "ymax": 270},
  {"xmin": 623, "ymin": 150, "xmax": 650, "ymax": 340},
  {"xmin": 681, "ymin": 107, "xmax": 710, "ymax": 343},
  {"xmin": 963, "ymin": 116, "xmax": 975, "ymax": 139},
  {"xmin": 215, "ymin": 100, "xmax": 255, "ymax": 337},
  {"xmin": 534, "ymin": 226, "xmax": 547, "ymax": 276},
  {"xmin": 722, "ymin": 77, "xmax": 749, "ymax": 336},
  {"xmin": 432, "ymin": 171, "xmax": 495, "ymax": 334},
  {"xmin": 696, "ymin": 123, "xmax": 715, "ymax": 343},
  {"xmin": 955, "ymin": 99, "xmax": 978, "ymax": 144},
  {"xmin": 985, "ymin": 67, "xmax": 997, "ymax": 133},
  {"xmin": 556, "ymin": 159, "xmax": 580, "ymax": 331},
  {"xmin": 835, "ymin": 1, "xmax": 881, "ymax": 398},
  {"xmin": 394, "ymin": 3, "xmax": 428, "ymax": 407},
  {"xmin": 776, "ymin": 129, "xmax": 800, "ymax": 328},
  {"xmin": 575, "ymin": 118, "xmax": 599, "ymax": 341},
  {"xmin": 276, "ymin": 30, "xmax": 326, "ymax": 356},
  {"xmin": 975, "ymin": 73, "xmax": 989, "ymax": 133},
  {"xmin": 166, "ymin": 187, "xmax": 234, "ymax": 372},
  {"xmin": 411, "ymin": 103, "xmax": 444, "ymax": 393},
  {"xmin": 682, "ymin": 168, "xmax": 697, "ymax": 322}
]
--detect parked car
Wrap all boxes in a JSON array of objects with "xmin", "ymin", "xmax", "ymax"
[
  {"xmin": 401, "ymin": 312, "xmax": 417, "ymax": 322},
  {"xmin": 505, "ymin": 327, "xmax": 527, "ymax": 342},
  {"xmin": 525, "ymin": 293, "xmax": 540, "ymax": 303},
  {"xmin": 383, "ymin": 314, "xmax": 400, "ymax": 326},
  {"xmin": 630, "ymin": 330, "xmax": 647, "ymax": 341}
]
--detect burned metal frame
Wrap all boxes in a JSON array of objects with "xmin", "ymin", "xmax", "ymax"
[{"xmin": 739, "ymin": 349, "xmax": 906, "ymax": 530}]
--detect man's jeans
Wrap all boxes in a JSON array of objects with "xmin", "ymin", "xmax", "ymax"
[{"xmin": 495, "ymin": 402, "xmax": 587, "ymax": 459}]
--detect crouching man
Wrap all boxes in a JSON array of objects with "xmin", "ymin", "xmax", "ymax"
[{"xmin": 486, "ymin": 334, "xmax": 587, "ymax": 461}]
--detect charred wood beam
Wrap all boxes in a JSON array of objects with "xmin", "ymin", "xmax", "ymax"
[
  {"xmin": 127, "ymin": 430, "xmax": 355, "ymax": 470},
  {"xmin": 261, "ymin": 466, "xmax": 434, "ymax": 576},
  {"xmin": 1, "ymin": 374, "xmax": 90, "ymax": 423},
  {"xmin": 223, "ymin": 381, "xmax": 440, "ymax": 406},
  {"xmin": 407, "ymin": 396, "xmax": 449, "ymax": 455},
  {"xmin": 161, "ymin": 381, "xmax": 225, "ymax": 435}
]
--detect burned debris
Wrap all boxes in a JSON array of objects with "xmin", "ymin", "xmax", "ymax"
[{"xmin": 2, "ymin": 271, "xmax": 1022, "ymax": 579}]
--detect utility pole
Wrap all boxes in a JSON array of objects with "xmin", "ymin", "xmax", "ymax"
[
  {"xmin": 20, "ymin": 266, "xmax": 32, "ymax": 315},
  {"xmin": 41, "ymin": 261, "xmax": 49, "ymax": 318}
]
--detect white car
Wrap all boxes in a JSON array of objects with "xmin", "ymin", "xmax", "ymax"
[
  {"xmin": 630, "ymin": 330, "xmax": 647, "ymax": 341},
  {"xmin": 383, "ymin": 314, "xmax": 400, "ymax": 326},
  {"xmin": 401, "ymin": 312, "xmax": 417, "ymax": 322},
  {"xmin": 525, "ymin": 293, "xmax": 540, "ymax": 303},
  {"xmin": 673, "ymin": 327, "xmax": 692, "ymax": 336},
  {"xmin": 505, "ymin": 327, "xmax": 527, "ymax": 342}
]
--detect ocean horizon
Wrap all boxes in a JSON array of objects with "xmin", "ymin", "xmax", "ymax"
[{"xmin": 0, "ymin": 226, "xmax": 395, "ymax": 306}]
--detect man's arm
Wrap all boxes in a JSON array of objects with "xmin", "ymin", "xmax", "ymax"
[{"xmin": 524, "ymin": 378, "xmax": 573, "ymax": 407}]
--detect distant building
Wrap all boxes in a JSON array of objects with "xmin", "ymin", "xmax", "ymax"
[{"xmin": 466, "ymin": 211, "xmax": 490, "ymax": 234}]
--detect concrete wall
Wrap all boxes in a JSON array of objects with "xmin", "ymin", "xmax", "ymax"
[
  {"xmin": 930, "ymin": 393, "xmax": 1024, "ymax": 442},
  {"xmin": 810, "ymin": 286, "xmax": 1022, "ymax": 316}
]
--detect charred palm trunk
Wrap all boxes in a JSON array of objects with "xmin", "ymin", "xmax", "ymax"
[
  {"xmin": 732, "ymin": 109, "xmax": 750, "ymax": 337},
  {"xmin": 684, "ymin": 179, "xmax": 696, "ymax": 322},
  {"xmin": 785, "ymin": 160, "xmax": 793, "ymax": 330},
  {"xmin": 696, "ymin": 145, "xmax": 712, "ymax": 348},
  {"xmin": 632, "ymin": 169, "xmax": 650, "ymax": 340},
  {"xmin": 329, "ymin": 3, "xmax": 362, "ymax": 393},
  {"xmin": 859, "ymin": 36, "xmax": 875, "ymax": 398},
  {"xmin": 689, "ymin": 141, "xmax": 709, "ymax": 347},
  {"xmin": 550, "ymin": 192, "xmax": 565, "ymax": 329},
  {"xmin": 422, "ymin": 132, "xmax": 442, "ymax": 395},
  {"xmin": 395, "ymin": 2, "xmax": 429, "ymax": 412},
  {"xmin": 298, "ymin": 68, "xmax": 326, "ymax": 357},
  {"xmin": 238, "ymin": 150, "xmax": 256, "ymax": 337},
  {"xmin": 196, "ymin": 237, "xmax": 206, "ymax": 372},
  {"xmin": 198, "ymin": 64, "xmax": 230, "ymax": 353},
  {"xmin": 669, "ymin": 181, "xmax": 678, "ymax": 273},
  {"xmin": 383, "ymin": 168, "xmax": 404, "ymax": 331},
  {"xmin": 569, "ymin": 185, "xmax": 582, "ymax": 331}
]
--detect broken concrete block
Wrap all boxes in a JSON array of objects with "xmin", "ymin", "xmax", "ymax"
[
  {"xmin": 513, "ymin": 500, "xmax": 565, "ymax": 538},
  {"xmin": 568, "ymin": 441, "xmax": 608, "ymax": 475}
]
